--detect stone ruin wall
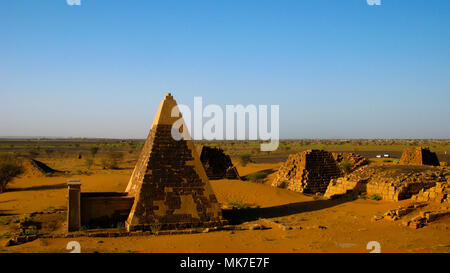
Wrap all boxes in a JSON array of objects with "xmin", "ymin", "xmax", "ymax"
[
  {"xmin": 272, "ymin": 150, "xmax": 342, "ymax": 193},
  {"xmin": 365, "ymin": 181, "xmax": 436, "ymax": 201},
  {"xmin": 325, "ymin": 177, "xmax": 432, "ymax": 201},
  {"xmin": 80, "ymin": 193, "xmax": 134, "ymax": 228},
  {"xmin": 325, "ymin": 165, "xmax": 448, "ymax": 201},
  {"xmin": 412, "ymin": 181, "xmax": 449, "ymax": 203},
  {"xmin": 324, "ymin": 177, "xmax": 367, "ymax": 199},
  {"xmin": 332, "ymin": 152, "xmax": 369, "ymax": 172},
  {"xmin": 400, "ymin": 147, "xmax": 440, "ymax": 166}
]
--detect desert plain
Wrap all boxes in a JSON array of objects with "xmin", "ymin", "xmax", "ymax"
[{"xmin": 0, "ymin": 138, "xmax": 449, "ymax": 253}]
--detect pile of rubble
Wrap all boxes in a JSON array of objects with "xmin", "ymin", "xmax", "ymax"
[
  {"xmin": 197, "ymin": 145, "xmax": 240, "ymax": 180},
  {"xmin": 271, "ymin": 150, "xmax": 342, "ymax": 193},
  {"xmin": 403, "ymin": 209, "xmax": 450, "ymax": 229},
  {"xmin": 325, "ymin": 165, "xmax": 449, "ymax": 201},
  {"xmin": 400, "ymin": 147, "xmax": 440, "ymax": 166},
  {"xmin": 332, "ymin": 152, "xmax": 369, "ymax": 172},
  {"xmin": 411, "ymin": 182, "xmax": 449, "ymax": 203},
  {"xmin": 380, "ymin": 203, "xmax": 450, "ymax": 229},
  {"xmin": 382, "ymin": 203, "xmax": 427, "ymax": 221}
]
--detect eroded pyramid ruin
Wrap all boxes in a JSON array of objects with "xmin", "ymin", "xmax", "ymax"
[
  {"xmin": 271, "ymin": 149, "xmax": 342, "ymax": 193},
  {"xmin": 125, "ymin": 93, "xmax": 224, "ymax": 231},
  {"xmin": 332, "ymin": 152, "xmax": 369, "ymax": 173},
  {"xmin": 197, "ymin": 145, "xmax": 240, "ymax": 180},
  {"xmin": 400, "ymin": 147, "xmax": 440, "ymax": 166}
]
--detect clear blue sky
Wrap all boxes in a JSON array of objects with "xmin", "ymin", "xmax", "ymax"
[{"xmin": 1, "ymin": 0, "xmax": 449, "ymax": 139}]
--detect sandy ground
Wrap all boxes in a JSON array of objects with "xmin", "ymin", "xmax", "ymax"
[{"xmin": 0, "ymin": 163, "xmax": 449, "ymax": 253}]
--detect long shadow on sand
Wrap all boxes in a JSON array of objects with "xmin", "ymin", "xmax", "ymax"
[
  {"xmin": 7, "ymin": 183, "xmax": 67, "ymax": 192},
  {"xmin": 223, "ymin": 196, "xmax": 354, "ymax": 224},
  {"xmin": 0, "ymin": 209, "xmax": 18, "ymax": 216}
]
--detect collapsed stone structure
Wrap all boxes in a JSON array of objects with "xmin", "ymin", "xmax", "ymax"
[
  {"xmin": 400, "ymin": 147, "xmax": 440, "ymax": 166},
  {"xmin": 411, "ymin": 181, "xmax": 449, "ymax": 203},
  {"xmin": 324, "ymin": 165, "xmax": 449, "ymax": 201},
  {"xmin": 271, "ymin": 150, "xmax": 342, "ymax": 193},
  {"xmin": 197, "ymin": 145, "xmax": 240, "ymax": 180},
  {"xmin": 68, "ymin": 93, "xmax": 225, "ymax": 232},
  {"xmin": 332, "ymin": 152, "xmax": 369, "ymax": 173}
]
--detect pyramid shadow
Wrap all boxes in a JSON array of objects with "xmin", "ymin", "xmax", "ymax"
[
  {"xmin": 8, "ymin": 183, "xmax": 67, "ymax": 192},
  {"xmin": 222, "ymin": 196, "xmax": 355, "ymax": 224}
]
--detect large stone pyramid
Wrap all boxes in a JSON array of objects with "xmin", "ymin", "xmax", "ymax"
[
  {"xmin": 271, "ymin": 150, "xmax": 342, "ymax": 193},
  {"xmin": 125, "ymin": 93, "xmax": 224, "ymax": 231}
]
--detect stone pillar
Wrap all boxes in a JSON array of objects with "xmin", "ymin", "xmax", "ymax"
[{"xmin": 67, "ymin": 179, "xmax": 81, "ymax": 232}]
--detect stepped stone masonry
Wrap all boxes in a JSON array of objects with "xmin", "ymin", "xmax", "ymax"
[
  {"xmin": 271, "ymin": 149, "xmax": 342, "ymax": 193},
  {"xmin": 67, "ymin": 93, "xmax": 225, "ymax": 232},
  {"xmin": 400, "ymin": 147, "xmax": 440, "ymax": 166},
  {"xmin": 125, "ymin": 93, "xmax": 225, "ymax": 231},
  {"xmin": 197, "ymin": 145, "xmax": 240, "ymax": 180}
]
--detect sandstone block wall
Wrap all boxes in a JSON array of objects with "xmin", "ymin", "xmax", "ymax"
[
  {"xmin": 324, "ymin": 177, "xmax": 367, "ymax": 199},
  {"xmin": 272, "ymin": 149, "xmax": 342, "ymax": 193},
  {"xmin": 324, "ymin": 165, "xmax": 448, "ymax": 201}
]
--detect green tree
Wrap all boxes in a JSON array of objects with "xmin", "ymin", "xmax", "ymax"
[
  {"xmin": 89, "ymin": 146, "xmax": 100, "ymax": 157},
  {"xmin": 0, "ymin": 156, "xmax": 23, "ymax": 193}
]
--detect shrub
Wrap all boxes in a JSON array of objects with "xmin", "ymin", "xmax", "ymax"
[
  {"xmin": 383, "ymin": 159, "xmax": 392, "ymax": 163},
  {"xmin": 80, "ymin": 226, "xmax": 88, "ymax": 232},
  {"xmin": 100, "ymin": 158, "xmax": 109, "ymax": 169},
  {"xmin": 245, "ymin": 171, "xmax": 268, "ymax": 183},
  {"xmin": 72, "ymin": 170, "xmax": 84, "ymax": 175},
  {"xmin": 339, "ymin": 161, "xmax": 354, "ymax": 173},
  {"xmin": 0, "ymin": 155, "xmax": 23, "ymax": 193},
  {"xmin": 150, "ymin": 222, "xmax": 162, "ymax": 234},
  {"xmin": 27, "ymin": 150, "xmax": 39, "ymax": 158},
  {"xmin": 101, "ymin": 151, "xmax": 124, "ymax": 169},
  {"xmin": 0, "ymin": 217, "xmax": 12, "ymax": 225},
  {"xmin": 227, "ymin": 199, "xmax": 250, "ymax": 210},
  {"xmin": 238, "ymin": 154, "xmax": 251, "ymax": 167},
  {"xmin": 89, "ymin": 146, "xmax": 100, "ymax": 157},
  {"xmin": 21, "ymin": 228, "xmax": 37, "ymax": 236},
  {"xmin": 116, "ymin": 222, "xmax": 125, "ymax": 231},
  {"xmin": 370, "ymin": 194, "xmax": 382, "ymax": 201}
]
